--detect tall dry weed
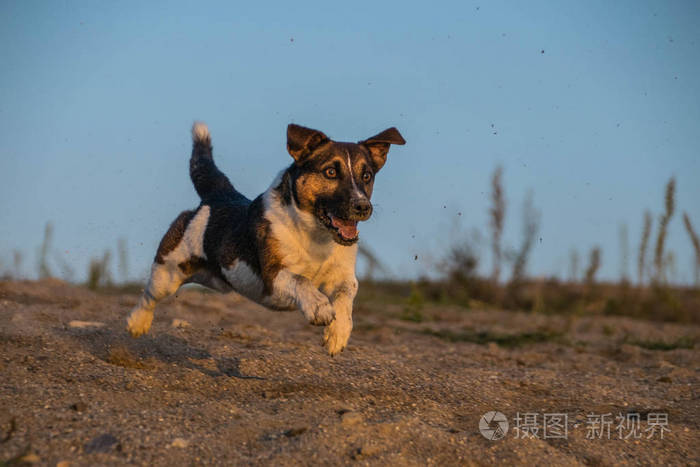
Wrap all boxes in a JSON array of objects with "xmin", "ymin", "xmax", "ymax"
[
  {"xmin": 569, "ymin": 248, "xmax": 579, "ymax": 282},
  {"xmin": 489, "ymin": 166, "xmax": 505, "ymax": 283},
  {"xmin": 638, "ymin": 210, "xmax": 652, "ymax": 284},
  {"xmin": 12, "ymin": 250, "xmax": 23, "ymax": 279},
  {"xmin": 37, "ymin": 222, "xmax": 53, "ymax": 279},
  {"xmin": 585, "ymin": 246, "xmax": 601, "ymax": 285},
  {"xmin": 683, "ymin": 213, "xmax": 700, "ymax": 285},
  {"xmin": 87, "ymin": 250, "xmax": 113, "ymax": 290},
  {"xmin": 654, "ymin": 177, "xmax": 675, "ymax": 283},
  {"xmin": 117, "ymin": 237, "xmax": 129, "ymax": 282},
  {"xmin": 442, "ymin": 238, "xmax": 480, "ymax": 283},
  {"xmin": 619, "ymin": 223, "xmax": 629, "ymax": 283},
  {"xmin": 510, "ymin": 190, "xmax": 540, "ymax": 284},
  {"xmin": 358, "ymin": 243, "xmax": 389, "ymax": 281},
  {"xmin": 53, "ymin": 252, "xmax": 75, "ymax": 282}
]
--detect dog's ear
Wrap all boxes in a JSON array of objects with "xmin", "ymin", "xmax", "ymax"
[
  {"xmin": 359, "ymin": 127, "xmax": 406, "ymax": 171},
  {"xmin": 287, "ymin": 124, "xmax": 329, "ymax": 163}
]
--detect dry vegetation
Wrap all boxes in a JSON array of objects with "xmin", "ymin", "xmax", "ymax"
[
  {"xmin": 489, "ymin": 165, "xmax": 505, "ymax": 284},
  {"xmin": 380, "ymin": 172, "xmax": 699, "ymax": 325},
  {"xmin": 683, "ymin": 212, "xmax": 700, "ymax": 284}
]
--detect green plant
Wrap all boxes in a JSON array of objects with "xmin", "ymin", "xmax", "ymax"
[
  {"xmin": 421, "ymin": 328, "xmax": 562, "ymax": 348},
  {"xmin": 625, "ymin": 336, "xmax": 695, "ymax": 351},
  {"xmin": 406, "ymin": 284, "xmax": 425, "ymax": 308},
  {"xmin": 401, "ymin": 284, "xmax": 426, "ymax": 322},
  {"xmin": 400, "ymin": 308, "xmax": 426, "ymax": 323}
]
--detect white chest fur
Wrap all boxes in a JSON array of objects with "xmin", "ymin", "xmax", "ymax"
[{"xmin": 263, "ymin": 183, "xmax": 358, "ymax": 295}]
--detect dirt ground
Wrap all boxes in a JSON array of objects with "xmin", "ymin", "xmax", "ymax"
[{"xmin": 0, "ymin": 279, "xmax": 698, "ymax": 466}]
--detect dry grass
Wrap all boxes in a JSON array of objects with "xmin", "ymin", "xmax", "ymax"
[
  {"xmin": 653, "ymin": 177, "xmax": 675, "ymax": 283},
  {"xmin": 509, "ymin": 190, "xmax": 539, "ymax": 285},
  {"xmin": 357, "ymin": 243, "xmax": 388, "ymax": 281},
  {"xmin": 428, "ymin": 174, "xmax": 697, "ymax": 323},
  {"xmin": 619, "ymin": 223, "xmax": 629, "ymax": 282},
  {"xmin": 117, "ymin": 237, "xmax": 129, "ymax": 282},
  {"xmin": 683, "ymin": 212, "xmax": 700, "ymax": 285},
  {"xmin": 359, "ymin": 277, "xmax": 700, "ymax": 324},
  {"xmin": 37, "ymin": 222, "xmax": 53, "ymax": 279},
  {"xmin": 638, "ymin": 210, "xmax": 652, "ymax": 284},
  {"xmin": 584, "ymin": 246, "xmax": 602, "ymax": 285},
  {"xmin": 12, "ymin": 250, "xmax": 23, "ymax": 279},
  {"xmin": 87, "ymin": 250, "xmax": 113, "ymax": 290},
  {"xmin": 489, "ymin": 165, "xmax": 505, "ymax": 283},
  {"xmin": 569, "ymin": 248, "xmax": 579, "ymax": 282}
]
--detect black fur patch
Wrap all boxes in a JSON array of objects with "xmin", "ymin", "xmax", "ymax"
[
  {"xmin": 154, "ymin": 210, "xmax": 196, "ymax": 264},
  {"xmin": 278, "ymin": 169, "xmax": 294, "ymax": 206}
]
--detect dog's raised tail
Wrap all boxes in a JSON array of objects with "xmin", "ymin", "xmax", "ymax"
[
  {"xmin": 189, "ymin": 122, "xmax": 236, "ymax": 202},
  {"xmin": 192, "ymin": 121, "xmax": 211, "ymax": 149}
]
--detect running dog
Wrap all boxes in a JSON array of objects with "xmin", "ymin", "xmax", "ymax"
[{"xmin": 126, "ymin": 122, "xmax": 405, "ymax": 355}]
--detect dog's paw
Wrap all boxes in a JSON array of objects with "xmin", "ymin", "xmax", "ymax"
[
  {"xmin": 323, "ymin": 316, "xmax": 352, "ymax": 356},
  {"xmin": 126, "ymin": 309, "xmax": 153, "ymax": 337},
  {"xmin": 302, "ymin": 294, "xmax": 335, "ymax": 326}
]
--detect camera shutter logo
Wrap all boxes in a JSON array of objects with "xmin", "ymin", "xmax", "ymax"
[{"xmin": 480, "ymin": 411, "xmax": 509, "ymax": 440}]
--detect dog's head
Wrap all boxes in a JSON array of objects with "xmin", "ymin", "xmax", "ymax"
[{"xmin": 285, "ymin": 124, "xmax": 405, "ymax": 245}]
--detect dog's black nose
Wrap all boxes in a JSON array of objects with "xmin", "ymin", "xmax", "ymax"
[{"xmin": 351, "ymin": 198, "xmax": 372, "ymax": 218}]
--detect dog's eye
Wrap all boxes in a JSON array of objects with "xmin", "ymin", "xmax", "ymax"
[
  {"xmin": 324, "ymin": 167, "xmax": 337, "ymax": 178},
  {"xmin": 362, "ymin": 171, "xmax": 372, "ymax": 183}
]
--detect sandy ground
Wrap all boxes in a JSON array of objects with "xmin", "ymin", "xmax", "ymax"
[{"xmin": 0, "ymin": 279, "xmax": 698, "ymax": 466}]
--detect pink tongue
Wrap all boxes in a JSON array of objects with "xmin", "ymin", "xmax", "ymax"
[{"xmin": 331, "ymin": 217, "xmax": 358, "ymax": 239}]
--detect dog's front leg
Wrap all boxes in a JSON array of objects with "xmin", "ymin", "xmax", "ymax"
[
  {"xmin": 323, "ymin": 279, "xmax": 358, "ymax": 356},
  {"xmin": 264, "ymin": 269, "xmax": 335, "ymax": 326}
]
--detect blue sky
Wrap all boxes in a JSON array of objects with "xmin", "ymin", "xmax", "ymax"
[{"xmin": 1, "ymin": 0, "xmax": 699, "ymax": 283}]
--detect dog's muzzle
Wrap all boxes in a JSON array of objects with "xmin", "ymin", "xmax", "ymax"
[{"xmin": 350, "ymin": 197, "xmax": 372, "ymax": 220}]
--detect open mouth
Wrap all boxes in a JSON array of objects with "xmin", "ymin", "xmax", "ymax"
[{"xmin": 321, "ymin": 212, "xmax": 359, "ymax": 243}]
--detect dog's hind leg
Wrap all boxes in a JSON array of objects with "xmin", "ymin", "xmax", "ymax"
[{"xmin": 126, "ymin": 206, "xmax": 211, "ymax": 337}]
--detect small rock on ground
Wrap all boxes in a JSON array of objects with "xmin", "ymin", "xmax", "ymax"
[
  {"xmin": 68, "ymin": 320, "xmax": 105, "ymax": 328},
  {"xmin": 84, "ymin": 434, "xmax": 120, "ymax": 454},
  {"xmin": 171, "ymin": 318, "xmax": 191, "ymax": 329},
  {"xmin": 171, "ymin": 438, "xmax": 189, "ymax": 448},
  {"xmin": 341, "ymin": 411, "xmax": 363, "ymax": 427}
]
